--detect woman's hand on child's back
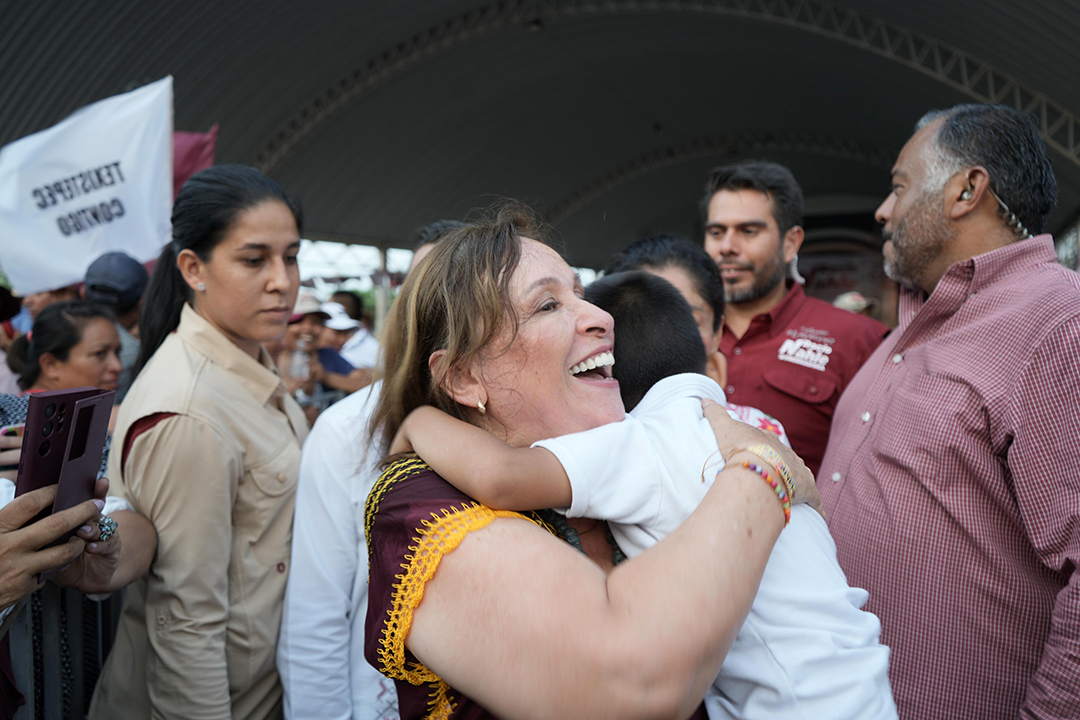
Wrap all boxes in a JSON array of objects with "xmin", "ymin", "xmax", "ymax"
[{"xmin": 701, "ymin": 398, "xmax": 822, "ymax": 517}]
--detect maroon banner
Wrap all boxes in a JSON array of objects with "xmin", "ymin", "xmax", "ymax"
[{"xmin": 172, "ymin": 124, "xmax": 218, "ymax": 200}]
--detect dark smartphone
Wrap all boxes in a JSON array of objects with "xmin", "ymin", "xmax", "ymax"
[
  {"xmin": 14, "ymin": 387, "xmax": 115, "ymax": 546},
  {"xmin": 52, "ymin": 391, "xmax": 115, "ymax": 544}
]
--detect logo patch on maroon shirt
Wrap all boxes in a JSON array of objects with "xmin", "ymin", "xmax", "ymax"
[{"xmin": 778, "ymin": 326, "xmax": 835, "ymax": 371}]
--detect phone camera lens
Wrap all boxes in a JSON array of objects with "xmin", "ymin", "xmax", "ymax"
[
  {"xmin": 38, "ymin": 440, "xmax": 50, "ymax": 457},
  {"xmin": 58, "ymin": 403, "xmax": 66, "ymax": 416},
  {"xmin": 41, "ymin": 421, "xmax": 53, "ymax": 438},
  {"xmin": 45, "ymin": 403, "xmax": 56, "ymax": 418}
]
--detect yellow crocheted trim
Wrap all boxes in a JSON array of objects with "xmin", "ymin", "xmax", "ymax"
[
  {"xmin": 365, "ymin": 456, "xmax": 429, "ymax": 559},
  {"xmin": 367, "ymin": 457, "xmax": 562, "ymax": 719},
  {"xmin": 379, "ymin": 503, "xmax": 537, "ymax": 718},
  {"xmin": 427, "ymin": 679, "xmax": 456, "ymax": 720}
]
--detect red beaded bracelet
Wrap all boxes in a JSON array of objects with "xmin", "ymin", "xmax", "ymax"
[{"xmin": 741, "ymin": 460, "xmax": 792, "ymax": 525}]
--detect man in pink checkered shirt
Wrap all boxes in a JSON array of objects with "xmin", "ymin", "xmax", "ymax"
[{"xmin": 820, "ymin": 103, "xmax": 1080, "ymax": 720}]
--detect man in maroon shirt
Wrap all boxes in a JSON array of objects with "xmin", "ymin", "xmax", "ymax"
[
  {"xmin": 703, "ymin": 161, "xmax": 888, "ymax": 476},
  {"xmin": 821, "ymin": 104, "xmax": 1080, "ymax": 720}
]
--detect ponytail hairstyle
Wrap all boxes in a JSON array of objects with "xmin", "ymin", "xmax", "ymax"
[
  {"xmin": 134, "ymin": 165, "xmax": 303, "ymax": 377},
  {"xmin": 6, "ymin": 301, "xmax": 115, "ymax": 391}
]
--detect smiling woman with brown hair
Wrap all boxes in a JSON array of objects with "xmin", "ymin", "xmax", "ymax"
[
  {"xmin": 362, "ymin": 204, "xmax": 819, "ymax": 719},
  {"xmin": 90, "ymin": 165, "xmax": 309, "ymax": 720}
]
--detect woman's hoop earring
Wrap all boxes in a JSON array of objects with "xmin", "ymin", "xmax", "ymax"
[
  {"xmin": 196, "ymin": 282, "xmax": 206, "ymax": 292},
  {"xmin": 477, "ymin": 400, "xmax": 485, "ymax": 415}
]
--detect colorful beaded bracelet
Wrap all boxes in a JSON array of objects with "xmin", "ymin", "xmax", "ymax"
[
  {"xmin": 745, "ymin": 444, "xmax": 796, "ymax": 504},
  {"xmin": 740, "ymin": 460, "xmax": 792, "ymax": 525}
]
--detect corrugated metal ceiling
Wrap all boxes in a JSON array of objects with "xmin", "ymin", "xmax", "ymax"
[{"xmin": 1, "ymin": 0, "xmax": 1078, "ymax": 267}]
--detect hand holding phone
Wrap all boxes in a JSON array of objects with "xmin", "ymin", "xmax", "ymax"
[
  {"xmin": 14, "ymin": 388, "xmax": 115, "ymax": 547},
  {"xmin": 0, "ymin": 486, "xmax": 105, "ymax": 611}
]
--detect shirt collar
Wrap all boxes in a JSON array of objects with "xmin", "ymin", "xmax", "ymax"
[
  {"xmin": 177, "ymin": 304, "xmax": 283, "ymax": 407},
  {"xmin": 726, "ymin": 281, "xmax": 807, "ymax": 340},
  {"xmin": 630, "ymin": 372, "xmax": 727, "ymax": 418},
  {"xmin": 898, "ymin": 234, "xmax": 1057, "ymax": 327},
  {"xmin": 767, "ymin": 281, "xmax": 807, "ymax": 331},
  {"xmin": 343, "ymin": 326, "xmax": 369, "ymax": 349}
]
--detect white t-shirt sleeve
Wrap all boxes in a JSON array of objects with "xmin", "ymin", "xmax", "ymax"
[{"xmin": 532, "ymin": 418, "xmax": 664, "ymax": 526}]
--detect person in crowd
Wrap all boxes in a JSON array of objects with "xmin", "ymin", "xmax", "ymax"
[
  {"xmin": 279, "ymin": 218, "xmax": 465, "ymax": 720},
  {"xmin": 356, "ymin": 204, "xmax": 817, "ymax": 719},
  {"xmin": 277, "ymin": 292, "xmax": 327, "ymax": 403},
  {"xmin": 391, "ymin": 270, "xmax": 895, "ymax": 719},
  {"xmin": 603, "ymin": 235, "xmax": 788, "ymax": 436},
  {"xmin": 0, "ymin": 303, "xmax": 159, "ymax": 713},
  {"xmin": 0, "ymin": 291, "xmax": 25, "ymax": 395},
  {"xmin": 820, "ymin": 103, "xmax": 1080, "ymax": 720},
  {"xmin": 283, "ymin": 292, "xmax": 371, "ymax": 397},
  {"xmin": 0, "ymin": 308, "xmax": 159, "ymax": 605},
  {"xmin": 332, "ymin": 291, "xmax": 379, "ymax": 371},
  {"xmin": 319, "ymin": 302, "xmax": 361, "ymax": 354},
  {"xmin": 19, "ymin": 285, "xmax": 80, "ymax": 321},
  {"xmin": 832, "ymin": 291, "xmax": 879, "ymax": 317},
  {"xmin": 7, "ymin": 301, "xmax": 122, "ymax": 419},
  {"xmin": 84, "ymin": 250, "xmax": 149, "ymax": 402},
  {"xmin": 330, "ymin": 290, "xmax": 363, "ymax": 321},
  {"xmin": 2, "ymin": 301, "xmax": 121, "ymax": 497},
  {"xmin": 409, "ymin": 218, "xmax": 466, "ymax": 273},
  {"xmin": 604, "ymin": 234, "xmax": 727, "ymax": 387},
  {"xmin": 1, "ymin": 302, "xmax": 157, "ymax": 585},
  {"xmin": 702, "ymin": 161, "xmax": 889, "ymax": 476},
  {"xmin": 90, "ymin": 165, "xmax": 308, "ymax": 720}
]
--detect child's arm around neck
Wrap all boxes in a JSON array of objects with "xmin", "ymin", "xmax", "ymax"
[{"xmin": 392, "ymin": 406, "xmax": 571, "ymax": 510}]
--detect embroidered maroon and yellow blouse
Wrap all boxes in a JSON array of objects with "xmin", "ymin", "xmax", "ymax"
[{"xmin": 364, "ymin": 457, "xmax": 711, "ymax": 720}]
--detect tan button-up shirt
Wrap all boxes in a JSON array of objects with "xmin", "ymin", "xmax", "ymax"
[{"xmin": 91, "ymin": 305, "xmax": 308, "ymax": 720}]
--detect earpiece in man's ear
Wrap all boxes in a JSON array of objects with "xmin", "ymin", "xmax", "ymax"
[{"xmin": 960, "ymin": 188, "xmax": 974, "ymax": 201}]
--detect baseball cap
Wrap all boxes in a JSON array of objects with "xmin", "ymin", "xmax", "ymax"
[
  {"xmin": 84, "ymin": 251, "xmax": 149, "ymax": 308},
  {"xmin": 321, "ymin": 302, "xmax": 361, "ymax": 331},
  {"xmin": 290, "ymin": 290, "xmax": 329, "ymax": 322}
]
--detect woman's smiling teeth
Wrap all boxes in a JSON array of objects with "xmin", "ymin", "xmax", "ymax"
[{"xmin": 570, "ymin": 351, "xmax": 615, "ymax": 377}]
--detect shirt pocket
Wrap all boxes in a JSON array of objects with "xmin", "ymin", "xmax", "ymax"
[
  {"xmin": 247, "ymin": 444, "xmax": 299, "ymax": 498},
  {"xmin": 242, "ymin": 443, "xmax": 300, "ymax": 566},
  {"xmin": 763, "ymin": 366, "xmax": 837, "ymax": 408}
]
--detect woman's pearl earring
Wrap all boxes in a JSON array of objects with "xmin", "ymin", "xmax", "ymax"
[
  {"xmin": 196, "ymin": 282, "xmax": 206, "ymax": 292},
  {"xmin": 477, "ymin": 400, "xmax": 486, "ymax": 414}
]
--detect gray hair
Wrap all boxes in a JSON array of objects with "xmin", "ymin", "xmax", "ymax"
[{"xmin": 913, "ymin": 104, "xmax": 1057, "ymax": 236}]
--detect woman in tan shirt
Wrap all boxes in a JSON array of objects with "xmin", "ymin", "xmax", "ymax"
[{"xmin": 90, "ymin": 165, "xmax": 308, "ymax": 720}]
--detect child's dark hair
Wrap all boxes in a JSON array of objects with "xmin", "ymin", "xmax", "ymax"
[
  {"xmin": 135, "ymin": 164, "xmax": 302, "ymax": 377},
  {"xmin": 585, "ymin": 271, "xmax": 707, "ymax": 411},
  {"xmin": 603, "ymin": 234, "xmax": 724, "ymax": 331},
  {"xmin": 6, "ymin": 301, "xmax": 115, "ymax": 391}
]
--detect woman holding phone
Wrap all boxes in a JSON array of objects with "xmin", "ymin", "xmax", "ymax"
[
  {"xmin": 1, "ymin": 301, "xmax": 158, "ymax": 596},
  {"xmin": 0, "ymin": 302, "xmax": 158, "ymax": 714},
  {"xmin": 90, "ymin": 165, "xmax": 307, "ymax": 720}
]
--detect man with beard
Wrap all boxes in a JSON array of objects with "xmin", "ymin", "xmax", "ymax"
[
  {"xmin": 820, "ymin": 104, "xmax": 1080, "ymax": 720},
  {"xmin": 703, "ymin": 161, "xmax": 888, "ymax": 475}
]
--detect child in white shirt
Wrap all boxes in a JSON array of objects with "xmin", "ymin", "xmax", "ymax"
[{"xmin": 393, "ymin": 271, "xmax": 896, "ymax": 720}]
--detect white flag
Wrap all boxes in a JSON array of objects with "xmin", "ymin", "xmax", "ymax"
[{"xmin": 0, "ymin": 76, "xmax": 173, "ymax": 295}]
